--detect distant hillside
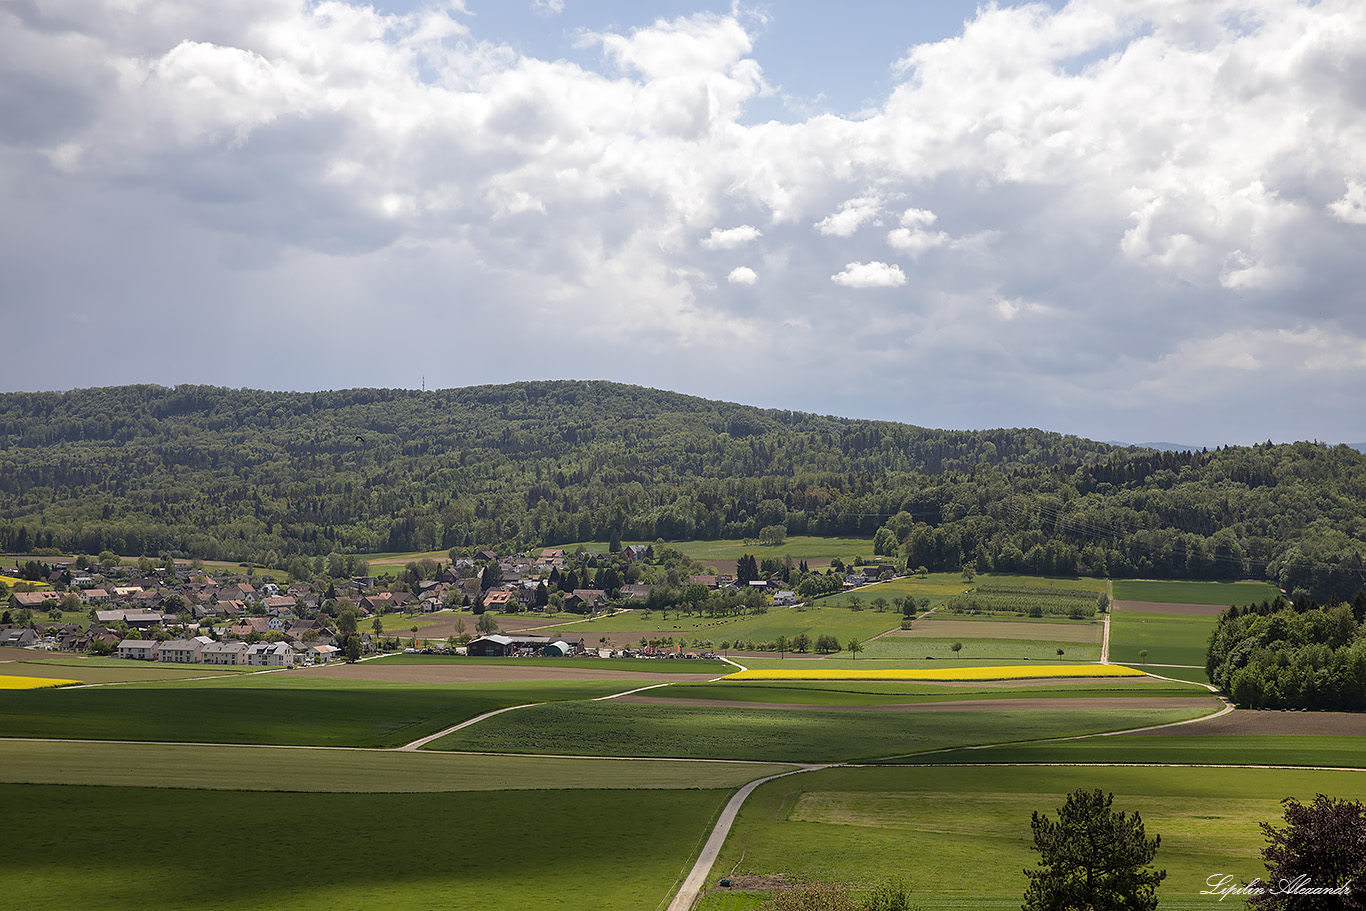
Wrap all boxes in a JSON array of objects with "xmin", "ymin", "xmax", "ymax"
[{"xmin": 1, "ymin": 381, "xmax": 1363, "ymax": 599}]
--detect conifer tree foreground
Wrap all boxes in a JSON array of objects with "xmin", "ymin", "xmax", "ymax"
[{"xmin": 1023, "ymin": 788, "xmax": 1165, "ymax": 911}]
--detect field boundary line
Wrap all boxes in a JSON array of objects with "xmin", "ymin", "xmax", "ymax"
[
  {"xmin": 593, "ymin": 682, "xmax": 674, "ymax": 701},
  {"xmin": 397, "ymin": 702, "xmax": 548, "ymax": 751}
]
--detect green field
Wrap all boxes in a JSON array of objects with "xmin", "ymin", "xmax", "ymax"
[
  {"xmin": 427, "ymin": 701, "xmax": 1213, "ymax": 762},
  {"xmin": 0, "ymin": 784, "xmax": 729, "ymax": 911},
  {"xmin": 0, "ymin": 740, "xmax": 787, "ymax": 792},
  {"xmin": 859, "ymin": 636, "xmax": 1102, "ymax": 661},
  {"xmin": 709, "ymin": 764, "xmax": 1357, "ymax": 910},
  {"xmin": 640, "ymin": 677, "xmax": 1209, "ymax": 706},
  {"xmin": 1112, "ymin": 579, "xmax": 1281, "ymax": 605},
  {"xmin": 1108, "ymin": 611, "xmax": 1218, "ymax": 667},
  {"xmin": 0, "ymin": 677, "xmax": 638, "ymax": 747},
  {"xmin": 903, "ymin": 734, "xmax": 1366, "ymax": 769},
  {"xmin": 559, "ymin": 603, "xmax": 900, "ymax": 647}
]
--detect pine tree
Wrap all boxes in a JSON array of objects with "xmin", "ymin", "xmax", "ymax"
[{"xmin": 1023, "ymin": 789, "xmax": 1165, "ymax": 911}]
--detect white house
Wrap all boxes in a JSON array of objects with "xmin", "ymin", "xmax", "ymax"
[
  {"xmin": 116, "ymin": 639, "xmax": 158, "ymax": 660},
  {"xmin": 157, "ymin": 638, "xmax": 203, "ymax": 663},
  {"xmin": 202, "ymin": 640, "xmax": 247, "ymax": 665},
  {"xmin": 246, "ymin": 641, "xmax": 295, "ymax": 667}
]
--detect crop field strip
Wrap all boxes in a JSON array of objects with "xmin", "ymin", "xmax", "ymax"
[
  {"xmin": 1111, "ymin": 579, "xmax": 1282, "ymax": 605},
  {"xmin": 0, "ymin": 677, "xmax": 654, "ymax": 747},
  {"xmin": 0, "ymin": 783, "xmax": 734, "ymax": 911},
  {"xmin": 1106, "ymin": 610, "xmax": 1220, "ymax": 667},
  {"xmin": 424, "ymin": 699, "xmax": 1216, "ymax": 762},
  {"xmin": 941, "ymin": 584, "xmax": 1106, "ymax": 619},
  {"xmin": 633, "ymin": 677, "xmax": 1210, "ymax": 706},
  {"xmin": 0, "ymin": 740, "xmax": 792, "ymax": 791}
]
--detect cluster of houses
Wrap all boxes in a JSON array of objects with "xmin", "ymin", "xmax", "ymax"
[
  {"xmin": 0, "ymin": 545, "xmax": 835, "ymax": 663},
  {"xmin": 2, "ymin": 559, "xmax": 355, "ymax": 663}
]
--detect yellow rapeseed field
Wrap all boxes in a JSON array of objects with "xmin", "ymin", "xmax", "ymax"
[
  {"xmin": 723, "ymin": 664, "xmax": 1146, "ymax": 682},
  {"xmin": 0, "ymin": 674, "xmax": 82, "ymax": 689}
]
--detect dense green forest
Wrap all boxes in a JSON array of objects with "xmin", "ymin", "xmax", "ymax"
[
  {"xmin": 1206, "ymin": 592, "xmax": 1366, "ymax": 709},
  {"xmin": 1, "ymin": 381, "xmax": 1364, "ymax": 599}
]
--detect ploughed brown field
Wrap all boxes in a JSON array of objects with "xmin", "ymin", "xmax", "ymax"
[
  {"xmin": 1130, "ymin": 709, "xmax": 1366, "ymax": 736},
  {"xmin": 1111, "ymin": 600, "xmax": 1228, "ymax": 616}
]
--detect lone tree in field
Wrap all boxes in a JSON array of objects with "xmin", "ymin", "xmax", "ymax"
[
  {"xmin": 1023, "ymin": 788, "xmax": 1165, "ymax": 911},
  {"xmin": 1251, "ymin": 794, "xmax": 1366, "ymax": 910}
]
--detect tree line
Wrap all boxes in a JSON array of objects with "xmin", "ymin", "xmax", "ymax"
[
  {"xmin": 1206, "ymin": 589, "xmax": 1366, "ymax": 710},
  {"xmin": 1, "ymin": 382, "xmax": 1364, "ymax": 600}
]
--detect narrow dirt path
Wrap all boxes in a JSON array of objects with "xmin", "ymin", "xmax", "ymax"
[{"xmin": 663, "ymin": 764, "xmax": 830, "ymax": 911}]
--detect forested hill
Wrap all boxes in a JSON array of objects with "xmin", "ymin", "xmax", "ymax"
[{"xmin": 1, "ymin": 382, "xmax": 1364, "ymax": 599}]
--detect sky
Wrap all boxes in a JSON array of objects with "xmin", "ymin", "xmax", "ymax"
[{"xmin": 2, "ymin": 0, "xmax": 1365, "ymax": 447}]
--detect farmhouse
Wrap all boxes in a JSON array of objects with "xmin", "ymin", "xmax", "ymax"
[
  {"xmin": 9, "ymin": 591, "xmax": 53, "ymax": 610},
  {"xmin": 0, "ymin": 627, "xmax": 38, "ymax": 648},
  {"xmin": 95, "ymin": 609, "xmax": 167, "ymax": 629},
  {"xmin": 466, "ymin": 634, "xmax": 584, "ymax": 657},
  {"xmin": 565, "ymin": 589, "xmax": 607, "ymax": 611}
]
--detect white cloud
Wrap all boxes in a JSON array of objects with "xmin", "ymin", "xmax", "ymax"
[
  {"xmin": 814, "ymin": 194, "xmax": 882, "ymax": 237},
  {"xmin": 727, "ymin": 266, "xmax": 757, "ymax": 284},
  {"xmin": 4, "ymin": 0, "xmax": 1366, "ymax": 443},
  {"xmin": 1328, "ymin": 180, "xmax": 1366, "ymax": 225},
  {"xmin": 701, "ymin": 225, "xmax": 762, "ymax": 250},
  {"xmin": 832, "ymin": 261, "xmax": 905, "ymax": 288},
  {"xmin": 886, "ymin": 226, "xmax": 946, "ymax": 256},
  {"xmin": 532, "ymin": 0, "xmax": 565, "ymax": 15},
  {"xmin": 900, "ymin": 208, "xmax": 936, "ymax": 228}
]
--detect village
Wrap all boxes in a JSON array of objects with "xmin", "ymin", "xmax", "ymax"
[{"xmin": 0, "ymin": 545, "xmax": 836, "ymax": 666}]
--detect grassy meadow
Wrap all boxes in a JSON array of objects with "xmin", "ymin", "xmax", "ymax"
[
  {"xmin": 1112, "ymin": 579, "xmax": 1281, "ymax": 605},
  {"xmin": 706, "ymin": 764, "xmax": 1358, "ymax": 911},
  {"xmin": 554, "ymin": 603, "xmax": 902, "ymax": 647},
  {"xmin": 1108, "ymin": 611, "xmax": 1219, "ymax": 668}
]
